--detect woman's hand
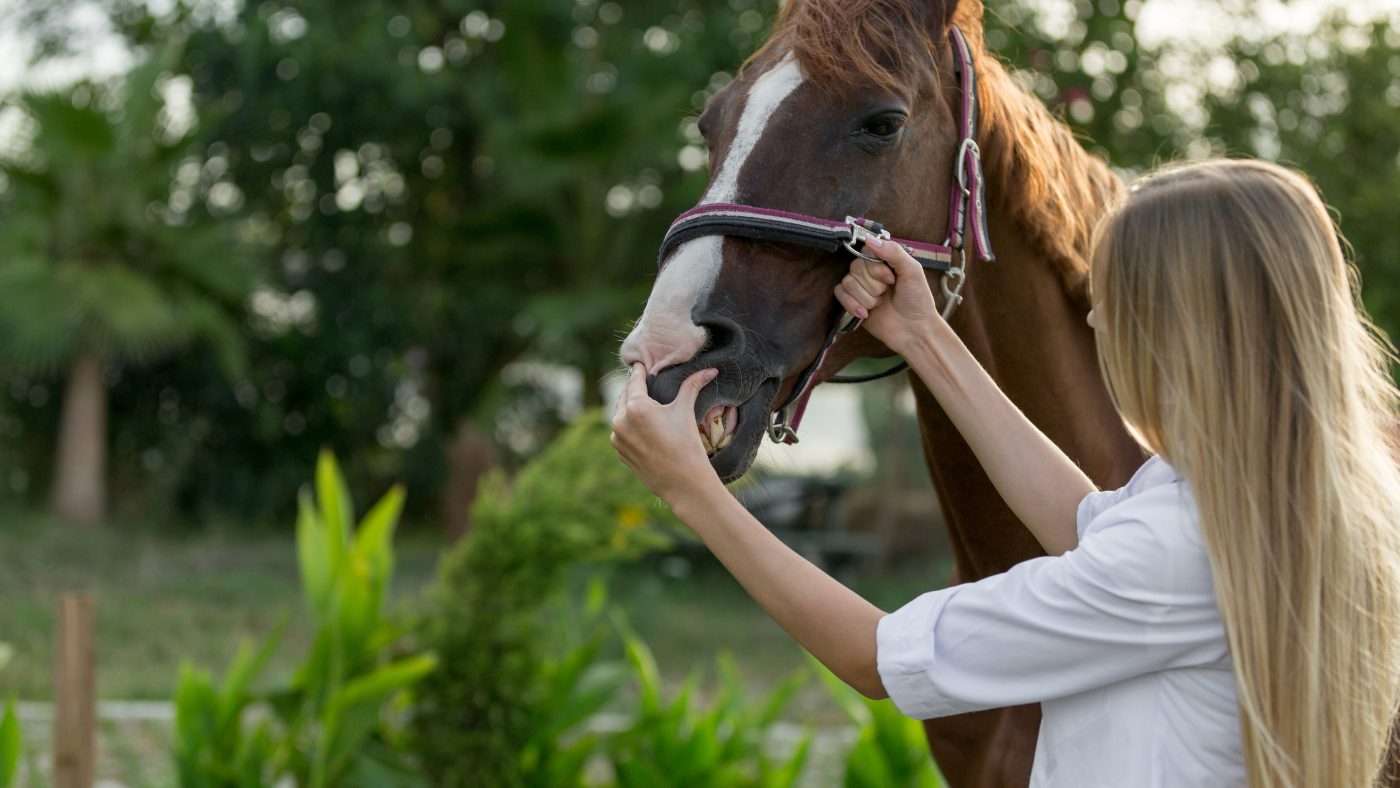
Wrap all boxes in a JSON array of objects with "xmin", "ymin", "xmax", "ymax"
[
  {"xmin": 610, "ymin": 363, "xmax": 725, "ymax": 505},
  {"xmin": 833, "ymin": 237, "xmax": 942, "ymax": 356}
]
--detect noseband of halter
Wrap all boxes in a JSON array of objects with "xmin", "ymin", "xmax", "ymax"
[{"xmin": 655, "ymin": 24, "xmax": 994, "ymax": 446}]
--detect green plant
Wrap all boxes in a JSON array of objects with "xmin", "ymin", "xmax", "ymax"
[
  {"xmin": 173, "ymin": 451, "xmax": 436, "ymax": 788},
  {"xmin": 812, "ymin": 656, "xmax": 947, "ymax": 788},
  {"xmin": 0, "ymin": 643, "xmax": 19, "ymax": 788},
  {"xmin": 413, "ymin": 410, "xmax": 673, "ymax": 786},
  {"xmin": 609, "ymin": 619, "xmax": 811, "ymax": 788},
  {"xmin": 517, "ymin": 580, "xmax": 633, "ymax": 788},
  {"xmin": 173, "ymin": 630, "xmax": 283, "ymax": 788}
]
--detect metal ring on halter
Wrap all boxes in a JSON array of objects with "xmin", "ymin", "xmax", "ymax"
[
  {"xmin": 768, "ymin": 414, "xmax": 798, "ymax": 444},
  {"xmin": 940, "ymin": 266, "xmax": 966, "ymax": 320},
  {"xmin": 842, "ymin": 239, "xmax": 883, "ymax": 262}
]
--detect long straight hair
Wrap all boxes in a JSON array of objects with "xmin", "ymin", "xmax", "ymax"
[{"xmin": 1091, "ymin": 159, "xmax": 1400, "ymax": 788}]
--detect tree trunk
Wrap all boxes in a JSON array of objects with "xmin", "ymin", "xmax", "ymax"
[
  {"xmin": 441, "ymin": 419, "xmax": 497, "ymax": 541},
  {"xmin": 51, "ymin": 351, "xmax": 107, "ymax": 525}
]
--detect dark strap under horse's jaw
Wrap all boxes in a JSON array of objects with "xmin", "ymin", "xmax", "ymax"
[{"xmin": 654, "ymin": 24, "xmax": 994, "ymax": 446}]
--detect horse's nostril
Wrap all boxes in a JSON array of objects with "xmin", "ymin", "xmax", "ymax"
[{"xmin": 699, "ymin": 321, "xmax": 735, "ymax": 357}]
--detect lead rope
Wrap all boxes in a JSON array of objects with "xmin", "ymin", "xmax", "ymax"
[{"xmin": 767, "ymin": 25, "xmax": 992, "ymax": 444}]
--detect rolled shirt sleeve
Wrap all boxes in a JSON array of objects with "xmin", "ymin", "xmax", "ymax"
[{"xmin": 876, "ymin": 486, "xmax": 1224, "ymax": 720}]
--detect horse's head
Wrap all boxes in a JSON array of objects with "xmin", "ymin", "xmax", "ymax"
[{"xmin": 621, "ymin": 0, "xmax": 974, "ymax": 482}]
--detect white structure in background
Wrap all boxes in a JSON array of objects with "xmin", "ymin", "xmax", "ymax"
[
  {"xmin": 755, "ymin": 386, "xmax": 874, "ymax": 477},
  {"xmin": 603, "ymin": 371, "xmax": 874, "ymax": 478}
]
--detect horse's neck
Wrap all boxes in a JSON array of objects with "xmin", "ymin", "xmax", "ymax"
[{"xmin": 912, "ymin": 210, "xmax": 1146, "ymax": 582}]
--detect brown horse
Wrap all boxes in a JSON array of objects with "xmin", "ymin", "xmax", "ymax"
[{"xmin": 620, "ymin": 0, "xmax": 1145, "ymax": 784}]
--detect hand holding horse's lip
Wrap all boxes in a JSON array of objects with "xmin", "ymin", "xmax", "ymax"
[{"xmin": 698, "ymin": 403, "xmax": 740, "ymax": 455}]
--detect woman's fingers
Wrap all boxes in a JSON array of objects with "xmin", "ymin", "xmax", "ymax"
[
  {"xmin": 834, "ymin": 284, "xmax": 870, "ymax": 319},
  {"xmin": 866, "ymin": 237, "xmax": 923, "ymax": 283},
  {"xmin": 851, "ymin": 258, "xmax": 894, "ymax": 296},
  {"xmin": 840, "ymin": 274, "xmax": 883, "ymax": 310}
]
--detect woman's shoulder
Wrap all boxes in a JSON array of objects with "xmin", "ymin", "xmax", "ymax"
[
  {"xmin": 1070, "ymin": 457, "xmax": 1212, "ymax": 596},
  {"xmin": 1077, "ymin": 456, "xmax": 1191, "ymax": 537}
]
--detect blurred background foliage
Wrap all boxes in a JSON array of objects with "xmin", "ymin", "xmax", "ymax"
[{"xmin": 0, "ymin": 0, "xmax": 1397, "ymax": 530}]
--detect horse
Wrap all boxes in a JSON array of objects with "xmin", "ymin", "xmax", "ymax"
[{"xmin": 619, "ymin": 0, "xmax": 1147, "ymax": 784}]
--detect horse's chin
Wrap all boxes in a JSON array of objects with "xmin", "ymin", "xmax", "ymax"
[{"xmin": 706, "ymin": 381, "xmax": 779, "ymax": 484}]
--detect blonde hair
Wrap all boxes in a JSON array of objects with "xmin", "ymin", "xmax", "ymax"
[{"xmin": 1091, "ymin": 158, "xmax": 1400, "ymax": 788}]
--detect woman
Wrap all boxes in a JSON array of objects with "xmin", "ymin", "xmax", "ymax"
[{"xmin": 610, "ymin": 159, "xmax": 1400, "ymax": 787}]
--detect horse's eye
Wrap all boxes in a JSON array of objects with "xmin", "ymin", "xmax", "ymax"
[{"xmin": 861, "ymin": 115, "xmax": 906, "ymax": 138}]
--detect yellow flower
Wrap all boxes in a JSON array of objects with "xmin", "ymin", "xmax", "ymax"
[{"xmin": 617, "ymin": 506, "xmax": 645, "ymax": 531}]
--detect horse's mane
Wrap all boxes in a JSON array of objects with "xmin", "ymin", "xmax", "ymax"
[{"xmin": 749, "ymin": 0, "xmax": 1122, "ymax": 300}]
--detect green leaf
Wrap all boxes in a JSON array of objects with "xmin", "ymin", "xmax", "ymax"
[
  {"xmin": 331, "ymin": 654, "xmax": 439, "ymax": 712},
  {"xmin": 0, "ymin": 698, "xmax": 20, "ymax": 788},
  {"xmin": 216, "ymin": 616, "xmax": 285, "ymax": 730},
  {"xmin": 321, "ymin": 655, "xmax": 438, "ymax": 777},
  {"xmin": 297, "ymin": 488, "xmax": 335, "ymax": 623},
  {"xmin": 350, "ymin": 483, "xmax": 405, "ymax": 598},
  {"xmin": 316, "ymin": 449, "xmax": 354, "ymax": 551},
  {"xmin": 612, "ymin": 611, "xmax": 662, "ymax": 715}
]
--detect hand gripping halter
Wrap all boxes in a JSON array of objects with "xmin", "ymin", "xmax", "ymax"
[{"xmin": 653, "ymin": 25, "xmax": 995, "ymax": 446}]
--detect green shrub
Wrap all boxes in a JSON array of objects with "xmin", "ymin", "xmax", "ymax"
[
  {"xmin": 812, "ymin": 657, "xmax": 947, "ymax": 788},
  {"xmin": 412, "ymin": 410, "xmax": 673, "ymax": 787},
  {"xmin": 173, "ymin": 451, "xmax": 436, "ymax": 788},
  {"xmin": 608, "ymin": 620, "xmax": 811, "ymax": 788}
]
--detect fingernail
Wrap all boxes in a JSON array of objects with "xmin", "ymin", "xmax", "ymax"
[
  {"xmin": 855, "ymin": 306, "xmax": 868, "ymax": 318},
  {"xmin": 703, "ymin": 368, "xmax": 718, "ymax": 381},
  {"xmin": 868, "ymin": 237, "xmax": 884, "ymax": 249},
  {"xmin": 875, "ymin": 298, "xmax": 883, "ymax": 307},
  {"xmin": 883, "ymin": 274, "xmax": 895, "ymax": 284}
]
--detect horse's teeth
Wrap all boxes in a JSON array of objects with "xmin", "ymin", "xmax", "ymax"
[
  {"xmin": 716, "ymin": 432, "xmax": 733, "ymax": 450},
  {"xmin": 699, "ymin": 424, "xmax": 715, "ymax": 455},
  {"xmin": 708, "ymin": 415, "xmax": 725, "ymax": 448}
]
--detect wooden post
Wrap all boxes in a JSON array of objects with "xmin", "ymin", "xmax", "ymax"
[{"xmin": 53, "ymin": 593, "xmax": 95, "ymax": 788}]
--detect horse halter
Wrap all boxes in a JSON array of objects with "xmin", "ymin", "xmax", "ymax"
[{"xmin": 655, "ymin": 24, "xmax": 995, "ymax": 446}]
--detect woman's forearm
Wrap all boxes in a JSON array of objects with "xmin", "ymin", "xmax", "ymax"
[
  {"xmin": 669, "ymin": 481, "xmax": 890, "ymax": 698},
  {"xmin": 901, "ymin": 321, "xmax": 1095, "ymax": 555}
]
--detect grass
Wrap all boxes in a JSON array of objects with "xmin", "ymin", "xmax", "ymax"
[{"xmin": 0, "ymin": 509, "xmax": 442, "ymax": 701}]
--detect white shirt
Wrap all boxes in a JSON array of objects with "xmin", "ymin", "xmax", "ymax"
[{"xmin": 876, "ymin": 457, "xmax": 1246, "ymax": 787}]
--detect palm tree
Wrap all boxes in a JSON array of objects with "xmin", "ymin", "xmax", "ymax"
[{"xmin": 0, "ymin": 42, "xmax": 250, "ymax": 524}]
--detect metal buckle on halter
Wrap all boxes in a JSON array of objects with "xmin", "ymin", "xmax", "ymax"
[
  {"xmin": 955, "ymin": 138, "xmax": 981, "ymax": 196},
  {"xmin": 768, "ymin": 408, "xmax": 799, "ymax": 444},
  {"xmin": 842, "ymin": 216, "xmax": 891, "ymax": 263}
]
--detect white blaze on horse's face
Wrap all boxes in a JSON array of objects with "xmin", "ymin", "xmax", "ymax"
[{"xmin": 620, "ymin": 57, "xmax": 804, "ymax": 375}]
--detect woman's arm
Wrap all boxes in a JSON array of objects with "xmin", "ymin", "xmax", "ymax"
[
  {"xmin": 835, "ymin": 239, "xmax": 1094, "ymax": 555},
  {"xmin": 610, "ymin": 366, "xmax": 890, "ymax": 698}
]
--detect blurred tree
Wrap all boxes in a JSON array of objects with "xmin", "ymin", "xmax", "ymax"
[
  {"xmin": 0, "ymin": 41, "xmax": 251, "ymax": 524},
  {"xmin": 46, "ymin": 0, "xmax": 772, "ymax": 522},
  {"xmin": 1192, "ymin": 20, "xmax": 1400, "ymax": 341}
]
